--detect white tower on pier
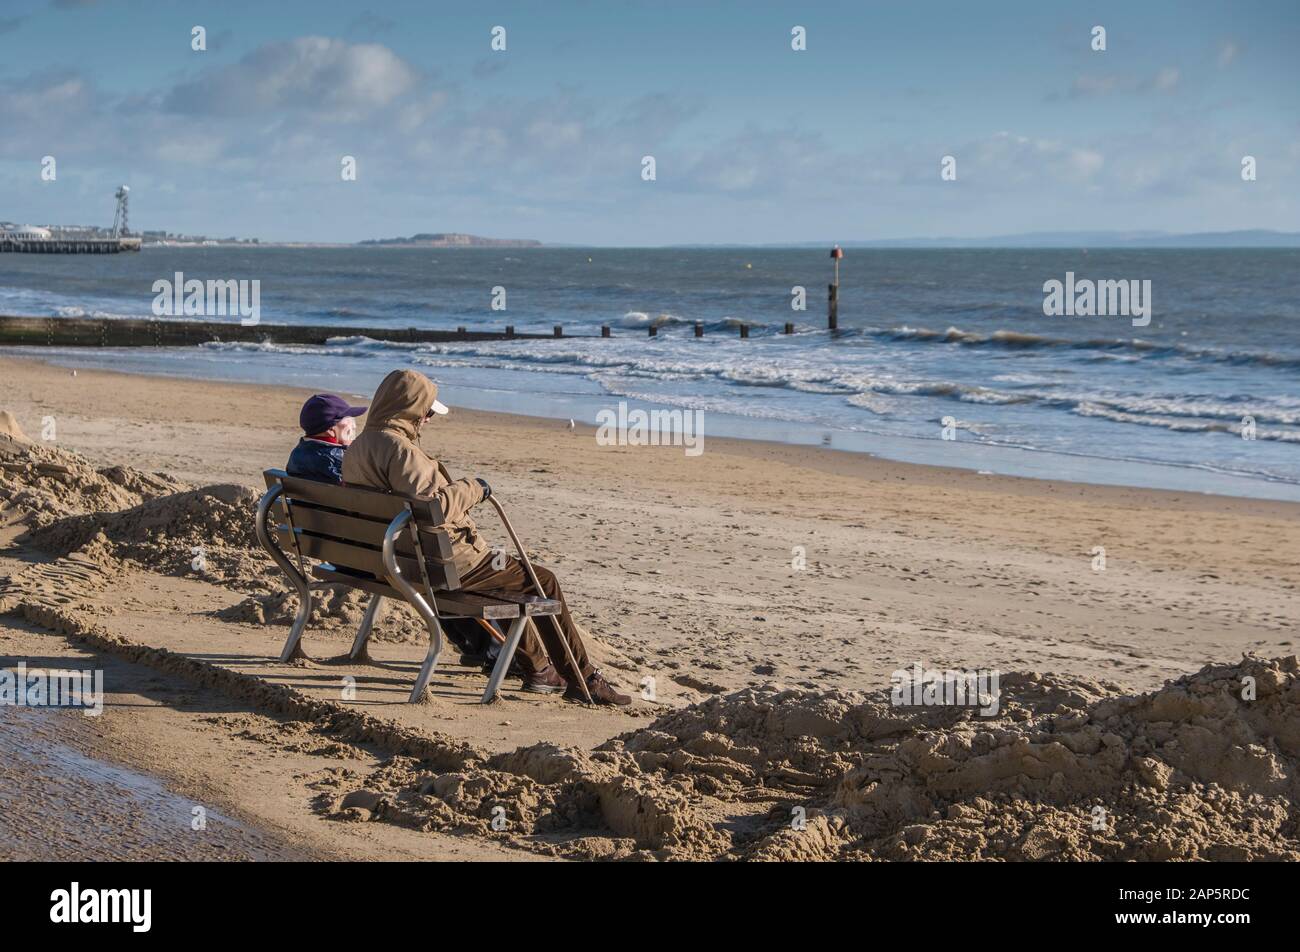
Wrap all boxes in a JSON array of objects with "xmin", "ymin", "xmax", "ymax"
[{"xmin": 111, "ymin": 185, "xmax": 130, "ymax": 237}]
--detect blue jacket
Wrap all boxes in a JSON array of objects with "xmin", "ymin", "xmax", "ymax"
[{"xmin": 287, "ymin": 438, "xmax": 345, "ymax": 484}]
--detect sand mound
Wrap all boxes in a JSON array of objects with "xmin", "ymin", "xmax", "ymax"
[
  {"xmin": 0, "ymin": 410, "xmax": 30, "ymax": 443},
  {"xmin": 0, "ymin": 439, "xmax": 186, "ymax": 528},
  {"xmin": 317, "ymin": 655, "xmax": 1300, "ymax": 860},
  {"xmin": 26, "ymin": 483, "xmax": 272, "ymax": 584}
]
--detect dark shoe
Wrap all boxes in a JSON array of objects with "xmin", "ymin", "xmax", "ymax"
[
  {"xmin": 566, "ymin": 670, "xmax": 631, "ymax": 706},
  {"xmin": 480, "ymin": 658, "xmax": 526, "ymax": 679},
  {"xmin": 522, "ymin": 663, "xmax": 567, "ymax": 695}
]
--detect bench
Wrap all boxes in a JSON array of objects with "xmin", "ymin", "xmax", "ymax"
[{"xmin": 254, "ymin": 468, "xmax": 561, "ymax": 703}]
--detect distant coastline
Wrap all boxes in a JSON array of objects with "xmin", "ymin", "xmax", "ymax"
[
  {"xmin": 148, "ymin": 229, "xmax": 1300, "ymax": 250},
  {"xmin": 140, "ymin": 232, "xmax": 543, "ymax": 249},
  {"xmin": 357, "ymin": 232, "xmax": 542, "ymax": 248}
]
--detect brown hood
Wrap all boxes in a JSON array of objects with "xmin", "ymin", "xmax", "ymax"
[
  {"xmin": 342, "ymin": 368, "xmax": 488, "ymax": 575},
  {"xmin": 364, "ymin": 369, "xmax": 439, "ymax": 442}
]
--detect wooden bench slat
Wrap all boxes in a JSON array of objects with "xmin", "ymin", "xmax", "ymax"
[
  {"xmin": 311, "ymin": 568, "xmax": 547, "ymax": 620},
  {"xmin": 265, "ymin": 469, "xmax": 446, "ymax": 524},
  {"xmin": 312, "ymin": 567, "xmax": 400, "ymax": 600},
  {"xmin": 478, "ymin": 591, "xmax": 565, "ymax": 616},
  {"xmin": 274, "ymin": 526, "xmax": 458, "ymax": 590},
  {"xmin": 287, "ymin": 504, "xmax": 455, "ymax": 564},
  {"xmin": 275, "ymin": 526, "xmax": 388, "ymax": 577},
  {"xmin": 432, "ymin": 592, "xmax": 537, "ymax": 620},
  {"xmin": 310, "ymin": 568, "xmax": 560, "ymax": 619}
]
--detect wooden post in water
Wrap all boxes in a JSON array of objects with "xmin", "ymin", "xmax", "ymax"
[
  {"xmin": 506, "ymin": 325, "xmax": 515, "ymax": 338},
  {"xmin": 601, "ymin": 325, "xmax": 611, "ymax": 338},
  {"xmin": 694, "ymin": 322, "xmax": 703, "ymax": 338},
  {"xmin": 648, "ymin": 325, "xmax": 657, "ymax": 337},
  {"xmin": 828, "ymin": 244, "xmax": 843, "ymax": 330},
  {"xmin": 554, "ymin": 324, "xmax": 563, "ymax": 338},
  {"xmin": 457, "ymin": 326, "xmax": 467, "ymax": 337},
  {"xmin": 784, "ymin": 322, "xmax": 794, "ymax": 334},
  {"xmin": 739, "ymin": 324, "xmax": 749, "ymax": 339}
]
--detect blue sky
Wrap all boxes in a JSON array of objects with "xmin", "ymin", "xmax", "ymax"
[{"xmin": 1, "ymin": 0, "xmax": 1297, "ymax": 244}]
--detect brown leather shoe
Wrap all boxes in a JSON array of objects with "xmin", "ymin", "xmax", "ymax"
[
  {"xmin": 522, "ymin": 663, "xmax": 567, "ymax": 695},
  {"xmin": 566, "ymin": 670, "xmax": 631, "ymax": 706}
]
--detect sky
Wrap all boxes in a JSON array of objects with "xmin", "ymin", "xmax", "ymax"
[{"xmin": 1, "ymin": 0, "xmax": 1297, "ymax": 244}]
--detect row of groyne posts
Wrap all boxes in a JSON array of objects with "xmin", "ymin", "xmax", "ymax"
[{"xmin": 549, "ymin": 246, "xmax": 845, "ymax": 340}]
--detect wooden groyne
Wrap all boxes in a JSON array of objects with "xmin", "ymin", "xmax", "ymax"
[
  {"xmin": 0, "ymin": 315, "xmax": 594, "ymax": 348},
  {"xmin": 0, "ymin": 237, "xmax": 142, "ymax": 254}
]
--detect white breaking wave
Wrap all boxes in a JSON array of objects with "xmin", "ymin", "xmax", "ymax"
[{"xmin": 1072, "ymin": 403, "xmax": 1300, "ymax": 443}]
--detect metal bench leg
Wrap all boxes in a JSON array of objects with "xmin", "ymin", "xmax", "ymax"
[
  {"xmin": 481, "ymin": 615, "xmax": 528, "ymax": 703},
  {"xmin": 349, "ymin": 594, "xmax": 384, "ymax": 661},
  {"xmin": 408, "ymin": 615, "xmax": 445, "ymax": 703},
  {"xmin": 279, "ymin": 590, "xmax": 312, "ymax": 662}
]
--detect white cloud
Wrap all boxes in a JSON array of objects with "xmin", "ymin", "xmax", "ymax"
[
  {"xmin": 164, "ymin": 37, "xmax": 419, "ymax": 118},
  {"xmin": 963, "ymin": 132, "xmax": 1105, "ymax": 186}
]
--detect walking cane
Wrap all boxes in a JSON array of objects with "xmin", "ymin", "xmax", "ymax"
[{"xmin": 487, "ymin": 495, "xmax": 594, "ymax": 704}]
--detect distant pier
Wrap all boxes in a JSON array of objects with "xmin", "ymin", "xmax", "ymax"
[
  {"xmin": 0, "ymin": 315, "xmax": 595, "ymax": 348},
  {"xmin": 0, "ymin": 237, "xmax": 142, "ymax": 254}
]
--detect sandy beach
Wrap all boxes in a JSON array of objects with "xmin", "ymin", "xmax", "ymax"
[{"xmin": 2, "ymin": 353, "xmax": 1298, "ymax": 861}]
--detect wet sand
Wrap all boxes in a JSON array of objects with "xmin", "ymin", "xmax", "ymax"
[{"xmin": 0, "ymin": 708, "xmax": 309, "ymax": 861}]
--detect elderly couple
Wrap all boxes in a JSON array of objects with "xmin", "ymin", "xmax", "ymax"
[{"xmin": 286, "ymin": 369, "xmax": 630, "ymax": 706}]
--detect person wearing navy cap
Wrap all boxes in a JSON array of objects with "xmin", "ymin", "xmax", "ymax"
[{"xmin": 285, "ymin": 393, "xmax": 368, "ymax": 484}]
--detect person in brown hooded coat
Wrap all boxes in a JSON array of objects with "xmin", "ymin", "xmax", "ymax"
[{"xmin": 342, "ymin": 369, "xmax": 630, "ymax": 705}]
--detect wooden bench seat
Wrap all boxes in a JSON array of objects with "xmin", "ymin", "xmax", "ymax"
[
  {"xmin": 310, "ymin": 567, "xmax": 559, "ymax": 619},
  {"xmin": 255, "ymin": 469, "xmax": 558, "ymax": 703}
]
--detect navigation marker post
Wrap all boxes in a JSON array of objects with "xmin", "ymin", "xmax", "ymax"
[{"xmin": 828, "ymin": 245, "xmax": 843, "ymax": 331}]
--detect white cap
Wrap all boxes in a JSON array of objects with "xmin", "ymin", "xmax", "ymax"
[{"xmin": 429, "ymin": 399, "xmax": 449, "ymax": 416}]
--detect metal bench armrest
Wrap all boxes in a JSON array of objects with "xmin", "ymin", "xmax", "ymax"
[
  {"xmin": 255, "ymin": 485, "xmax": 308, "ymax": 596},
  {"xmin": 256, "ymin": 483, "xmax": 315, "ymax": 661}
]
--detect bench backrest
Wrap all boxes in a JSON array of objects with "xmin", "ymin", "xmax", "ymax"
[{"xmin": 263, "ymin": 469, "xmax": 462, "ymax": 591}]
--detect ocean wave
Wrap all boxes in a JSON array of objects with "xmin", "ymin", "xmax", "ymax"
[
  {"xmin": 617, "ymin": 311, "xmax": 767, "ymax": 333},
  {"xmin": 1073, "ymin": 403, "xmax": 1300, "ymax": 443},
  {"xmin": 618, "ymin": 311, "xmax": 686, "ymax": 329},
  {"xmin": 873, "ymin": 325, "xmax": 1300, "ymax": 370},
  {"xmin": 844, "ymin": 392, "xmax": 895, "ymax": 415},
  {"xmin": 52, "ymin": 305, "xmax": 154, "ymax": 321}
]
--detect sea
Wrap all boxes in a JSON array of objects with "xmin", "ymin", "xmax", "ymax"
[{"xmin": 2, "ymin": 246, "xmax": 1298, "ymax": 500}]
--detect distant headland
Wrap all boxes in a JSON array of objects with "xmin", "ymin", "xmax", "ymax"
[{"xmin": 357, "ymin": 233, "xmax": 542, "ymax": 248}]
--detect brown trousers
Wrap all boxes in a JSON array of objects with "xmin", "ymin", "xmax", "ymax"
[{"xmin": 458, "ymin": 554, "xmax": 593, "ymax": 681}]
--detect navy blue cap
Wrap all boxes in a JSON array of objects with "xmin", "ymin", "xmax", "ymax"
[{"xmin": 300, "ymin": 394, "xmax": 366, "ymax": 434}]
